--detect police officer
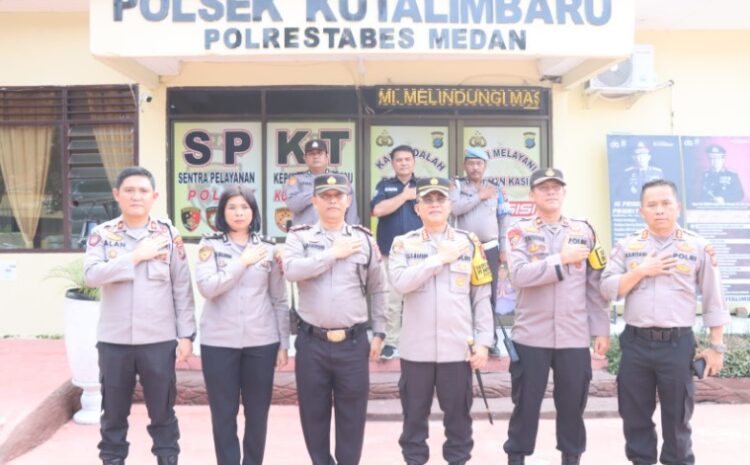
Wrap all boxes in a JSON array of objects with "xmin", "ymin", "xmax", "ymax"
[
  {"xmin": 504, "ymin": 168, "xmax": 610, "ymax": 465},
  {"xmin": 370, "ymin": 144, "xmax": 422, "ymax": 360},
  {"xmin": 700, "ymin": 144, "xmax": 745, "ymax": 203},
  {"xmin": 601, "ymin": 179, "xmax": 730, "ymax": 465},
  {"xmin": 283, "ymin": 173, "xmax": 387, "ymax": 465},
  {"xmin": 283, "ymin": 138, "xmax": 359, "ymax": 227},
  {"xmin": 84, "ymin": 167, "xmax": 196, "ymax": 465},
  {"xmin": 451, "ymin": 146, "xmax": 510, "ymax": 356},
  {"xmin": 195, "ymin": 185, "xmax": 289, "ymax": 465},
  {"xmin": 620, "ymin": 142, "xmax": 663, "ymax": 201},
  {"xmin": 389, "ymin": 177, "xmax": 493, "ymax": 465}
]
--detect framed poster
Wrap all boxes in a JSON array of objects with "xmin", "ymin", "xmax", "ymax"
[{"xmin": 172, "ymin": 121, "xmax": 262, "ymax": 238}]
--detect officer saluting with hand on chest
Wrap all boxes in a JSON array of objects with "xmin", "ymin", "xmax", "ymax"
[
  {"xmin": 283, "ymin": 173, "xmax": 387, "ymax": 465},
  {"xmin": 601, "ymin": 179, "xmax": 730, "ymax": 465},
  {"xmin": 84, "ymin": 167, "xmax": 196, "ymax": 465}
]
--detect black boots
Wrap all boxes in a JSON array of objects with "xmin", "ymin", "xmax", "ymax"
[
  {"xmin": 102, "ymin": 459, "xmax": 124, "ymax": 465},
  {"xmin": 508, "ymin": 455, "xmax": 525, "ymax": 465},
  {"xmin": 562, "ymin": 454, "xmax": 580, "ymax": 465},
  {"xmin": 156, "ymin": 456, "xmax": 178, "ymax": 465}
]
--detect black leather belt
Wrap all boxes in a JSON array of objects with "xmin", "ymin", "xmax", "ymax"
[
  {"xmin": 298, "ymin": 320, "xmax": 368, "ymax": 343},
  {"xmin": 627, "ymin": 325, "xmax": 692, "ymax": 342}
]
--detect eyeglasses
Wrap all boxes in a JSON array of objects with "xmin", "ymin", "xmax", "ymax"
[{"xmin": 420, "ymin": 196, "xmax": 449, "ymax": 205}]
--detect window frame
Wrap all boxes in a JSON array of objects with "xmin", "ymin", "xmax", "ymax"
[{"xmin": 0, "ymin": 85, "xmax": 139, "ymax": 253}]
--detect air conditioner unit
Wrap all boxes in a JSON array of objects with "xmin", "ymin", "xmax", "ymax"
[{"xmin": 586, "ymin": 44, "xmax": 656, "ymax": 95}]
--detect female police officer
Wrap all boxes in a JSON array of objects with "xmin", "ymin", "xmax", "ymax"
[{"xmin": 195, "ymin": 185, "xmax": 290, "ymax": 465}]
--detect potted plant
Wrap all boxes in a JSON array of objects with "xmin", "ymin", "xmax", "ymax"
[{"xmin": 46, "ymin": 258, "xmax": 101, "ymax": 425}]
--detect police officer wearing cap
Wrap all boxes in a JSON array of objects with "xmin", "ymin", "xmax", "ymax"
[
  {"xmin": 601, "ymin": 179, "xmax": 730, "ymax": 465},
  {"xmin": 700, "ymin": 144, "xmax": 745, "ymax": 203},
  {"xmin": 504, "ymin": 168, "xmax": 610, "ymax": 465},
  {"xmin": 389, "ymin": 177, "xmax": 493, "ymax": 465},
  {"xmin": 619, "ymin": 142, "xmax": 664, "ymax": 201},
  {"xmin": 370, "ymin": 144, "xmax": 423, "ymax": 360},
  {"xmin": 451, "ymin": 146, "xmax": 510, "ymax": 356},
  {"xmin": 195, "ymin": 185, "xmax": 289, "ymax": 465},
  {"xmin": 283, "ymin": 173, "xmax": 387, "ymax": 465},
  {"xmin": 84, "ymin": 167, "xmax": 196, "ymax": 465},
  {"xmin": 283, "ymin": 138, "xmax": 359, "ymax": 227}
]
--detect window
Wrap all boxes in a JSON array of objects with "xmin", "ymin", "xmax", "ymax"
[{"xmin": 0, "ymin": 86, "xmax": 137, "ymax": 251}]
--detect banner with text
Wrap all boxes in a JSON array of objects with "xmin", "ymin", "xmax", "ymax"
[
  {"xmin": 172, "ymin": 121, "xmax": 263, "ymax": 238},
  {"xmin": 266, "ymin": 121, "xmax": 357, "ymax": 237}
]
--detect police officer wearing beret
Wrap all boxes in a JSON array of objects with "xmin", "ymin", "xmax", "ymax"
[
  {"xmin": 195, "ymin": 185, "xmax": 289, "ymax": 465},
  {"xmin": 84, "ymin": 167, "xmax": 196, "ymax": 465},
  {"xmin": 389, "ymin": 177, "xmax": 493, "ymax": 465},
  {"xmin": 283, "ymin": 139, "xmax": 359, "ymax": 227},
  {"xmin": 619, "ymin": 142, "xmax": 664, "ymax": 201},
  {"xmin": 370, "ymin": 144, "xmax": 423, "ymax": 360},
  {"xmin": 504, "ymin": 168, "xmax": 610, "ymax": 465},
  {"xmin": 601, "ymin": 179, "xmax": 730, "ymax": 465},
  {"xmin": 450, "ymin": 146, "xmax": 511, "ymax": 356},
  {"xmin": 700, "ymin": 144, "xmax": 745, "ymax": 203},
  {"xmin": 282, "ymin": 173, "xmax": 387, "ymax": 465}
]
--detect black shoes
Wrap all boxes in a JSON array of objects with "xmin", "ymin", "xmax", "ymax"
[
  {"xmin": 156, "ymin": 456, "xmax": 178, "ymax": 465},
  {"xmin": 508, "ymin": 455, "xmax": 525, "ymax": 465},
  {"xmin": 102, "ymin": 459, "xmax": 124, "ymax": 465},
  {"xmin": 562, "ymin": 454, "xmax": 580, "ymax": 465}
]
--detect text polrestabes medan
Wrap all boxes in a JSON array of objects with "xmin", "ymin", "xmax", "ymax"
[{"xmin": 112, "ymin": 0, "xmax": 614, "ymax": 51}]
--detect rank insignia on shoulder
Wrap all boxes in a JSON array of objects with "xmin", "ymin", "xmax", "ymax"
[
  {"xmin": 352, "ymin": 224, "xmax": 373, "ymax": 236},
  {"xmin": 289, "ymin": 224, "xmax": 312, "ymax": 232}
]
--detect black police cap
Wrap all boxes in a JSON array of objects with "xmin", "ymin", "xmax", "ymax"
[
  {"xmin": 416, "ymin": 177, "xmax": 450, "ymax": 197},
  {"xmin": 529, "ymin": 167, "xmax": 566, "ymax": 189},
  {"xmin": 314, "ymin": 173, "xmax": 349, "ymax": 194},
  {"xmin": 304, "ymin": 139, "xmax": 328, "ymax": 153}
]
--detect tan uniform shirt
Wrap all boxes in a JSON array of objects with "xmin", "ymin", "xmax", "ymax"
[
  {"xmin": 506, "ymin": 216, "xmax": 609, "ymax": 349},
  {"xmin": 283, "ymin": 223, "xmax": 386, "ymax": 333},
  {"xmin": 388, "ymin": 226, "xmax": 494, "ymax": 363},
  {"xmin": 84, "ymin": 216, "xmax": 196, "ymax": 345},
  {"xmin": 600, "ymin": 228, "xmax": 730, "ymax": 328},
  {"xmin": 450, "ymin": 178, "xmax": 508, "ymax": 251},
  {"xmin": 195, "ymin": 233, "xmax": 290, "ymax": 349},
  {"xmin": 283, "ymin": 170, "xmax": 359, "ymax": 226}
]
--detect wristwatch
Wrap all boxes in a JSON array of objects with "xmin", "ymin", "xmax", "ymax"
[
  {"xmin": 709, "ymin": 342, "xmax": 727, "ymax": 354},
  {"xmin": 373, "ymin": 332, "xmax": 386, "ymax": 340}
]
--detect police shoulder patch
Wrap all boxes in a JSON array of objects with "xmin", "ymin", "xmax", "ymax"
[
  {"xmin": 288, "ymin": 176, "xmax": 298, "ymax": 186},
  {"xmin": 198, "ymin": 245, "xmax": 213, "ymax": 262}
]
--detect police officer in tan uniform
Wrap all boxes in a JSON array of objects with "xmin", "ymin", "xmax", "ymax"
[
  {"xmin": 283, "ymin": 173, "xmax": 387, "ymax": 465},
  {"xmin": 601, "ymin": 179, "xmax": 730, "ymax": 465},
  {"xmin": 504, "ymin": 168, "xmax": 610, "ymax": 465},
  {"xmin": 84, "ymin": 167, "xmax": 196, "ymax": 465},
  {"xmin": 283, "ymin": 139, "xmax": 359, "ymax": 227},
  {"xmin": 451, "ymin": 146, "xmax": 511, "ymax": 356},
  {"xmin": 389, "ymin": 176, "xmax": 493, "ymax": 465},
  {"xmin": 194, "ymin": 185, "xmax": 289, "ymax": 465}
]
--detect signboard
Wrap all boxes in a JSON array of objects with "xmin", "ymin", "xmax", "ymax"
[
  {"xmin": 376, "ymin": 86, "xmax": 543, "ymax": 111},
  {"xmin": 266, "ymin": 121, "xmax": 356, "ymax": 237},
  {"xmin": 172, "ymin": 121, "xmax": 262, "ymax": 238},
  {"xmin": 92, "ymin": 1, "xmax": 634, "ymax": 58},
  {"xmin": 606, "ymin": 135, "xmax": 683, "ymax": 245},
  {"xmin": 682, "ymin": 136, "xmax": 750, "ymax": 303},
  {"xmin": 461, "ymin": 126, "xmax": 542, "ymax": 218},
  {"xmin": 369, "ymin": 125, "xmax": 449, "ymax": 230}
]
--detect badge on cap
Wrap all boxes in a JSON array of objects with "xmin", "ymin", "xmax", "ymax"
[
  {"xmin": 430, "ymin": 178, "xmax": 438, "ymax": 185},
  {"xmin": 545, "ymin": 168, "xmax": 555, "ymax": 176},
  {"xmin": 327, "ymin": 176, "xmax": 336, "ymax": 185}
]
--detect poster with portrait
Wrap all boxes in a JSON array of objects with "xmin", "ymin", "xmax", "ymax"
[
  {"xmin": 266, "ymin": 121, "xmax": 357, "ymax": 238},
  {"xmin": 172, "ymin": 121, "xmax": 262, "ymax": 239},
  {"xmin": 682, "ymin": 136, "xmax": 750, "ymax": 304},
  {"xmin": 461, "ymin": 126, "xmax": 542, "ymax": 218},
  {"xmin": 368, "ymin": 125, "xmax": 449, "ymax": 230},
  {"xmin": 606, "ymin": 135, "xmax": 683, "ymax": 245}
]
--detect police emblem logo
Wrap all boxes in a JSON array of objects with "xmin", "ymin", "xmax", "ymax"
[
  {"xmin": 108, "ymin": 249, "xmax": 118, "ymax": 259},
  {"xmin": 327, "ymin": 176, "xmax": 336, "ymax": 184},
  {"xmin": 288, "ymin": 175, "xmax": 298, "ymax": 186},
  {"xmin": 629, "ymin": 261, "xmax": 640, "ymax": 270},
  {"xmin": 455, "ymin": 276, "xmax": 466, "ymax": 287},
  {"xmin": 206, "ymin": 206, "xmax": 219, "ymax": 232},
  {"xmin": 88, "ymin": 233, "xmax": 101, "ymax": 247},
  {"xmin": 198, "ymin": 246, "xmax": 213, "ymax": 262},
  {"xmin": 181, "ymin": 207, "xmax": 201, "ymax": 232}
]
